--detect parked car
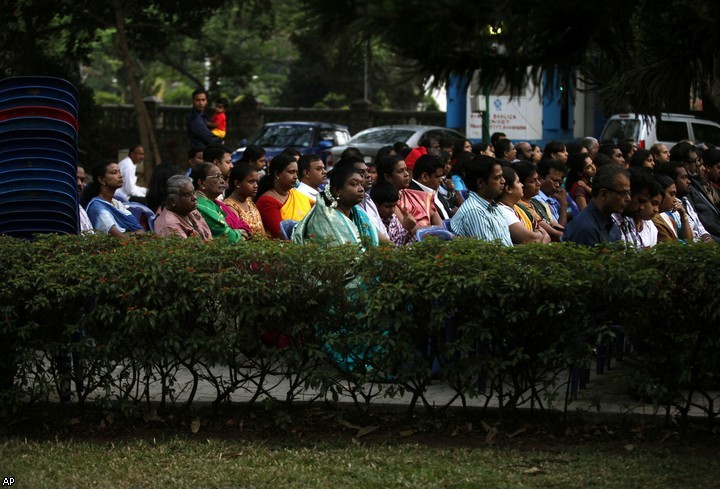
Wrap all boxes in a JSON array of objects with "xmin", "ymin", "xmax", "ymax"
[
  {"xmin": 231, "ymin": 121, "xmax": 351, "ymax": 163},
  {"xmin": 329, "ymin": 125, "xmax": 466, "ymax": 165},
  {"xmin": 600, "ymin": 113, "xmax": 720, "ymax": 149}
]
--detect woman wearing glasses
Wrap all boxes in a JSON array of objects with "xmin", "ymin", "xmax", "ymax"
[
  {"xmin": 154, "ymin": 175, "xmax": 212, "ymax": 240},
  {"xmin": 191, "ymin": 162, "xmax": 248, "ymax": 243}
]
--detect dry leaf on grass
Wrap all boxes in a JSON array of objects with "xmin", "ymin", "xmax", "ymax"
[
  {"xmin": 356, "ymin": 425, "xmax": 379, "ymax": 439},
  {"xmin": 507, "ymin": 427, "xmax": 527, "ymax": 438},
  {"xmin": 659, "ymin": 432, "xmax": 675, "ymax": 443},
  {"xmin": 485, "ymin": 427, "xmax": 498, "ymax": 445},
  {"xmin": 399, "ymin": 430, "xmax": 414, "ymax": 438},
  {"xmin": 340, "ymin": 420, "xmax": 362, "ymax": 431},
  {"xmin": 524, "ymin": 467, "xmax": 544, "ymax": 475}
]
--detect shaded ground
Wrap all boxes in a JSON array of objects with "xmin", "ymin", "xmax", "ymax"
[{"xmin": 3, "ymin": 401, "xmax": 719, "ymax": 458}]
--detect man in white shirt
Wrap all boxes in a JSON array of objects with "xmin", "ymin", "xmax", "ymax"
[
  {"xmin": 117, "ymin": 144, "xmax": 147, "ymax": 203},
  {"xmin": 409, "ymin": 154, "xmax": 451, "ymax": 220},
  {"xmin": 296, "ymin": 154, "xmax": 326, "ymax": 202}
]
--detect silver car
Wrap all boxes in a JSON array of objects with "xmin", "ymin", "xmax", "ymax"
[{"xmin": 329, "ymin": 125, "xmax": 466, "ymax": 164}]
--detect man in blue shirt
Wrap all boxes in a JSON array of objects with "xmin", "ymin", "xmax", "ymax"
[
  {"xmin": 186, "ymin": 89, "xmax": 221, "ymax": 149},
  {"xmin": 563, "ymin": 165, "xmax": 631, "ymax": 246},
  {"xmin": 534, "ymin": 159, "xmax": 568, "ymax": 226},
  {"xmin": 451, "ymin": 155, "xmax": 513, "ymax": 246}
]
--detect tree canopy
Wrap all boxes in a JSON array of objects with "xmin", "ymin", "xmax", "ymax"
[{"xmin": 304, "ymin": 0, "xmax": 720, "ymax": 117}]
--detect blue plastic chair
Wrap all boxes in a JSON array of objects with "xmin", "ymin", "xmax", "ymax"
[
  {"xmin": 0, "ymin": 219, "xmax": 78, "ymax": 235},
  {"xmin": 279, "ymin": 219, "xmax": 298, "ymax": 240},
  {"xmin": 0, "ymin": 148, "xmax": 77, "ymax": 164},
  {"xmin": 0, "ymin": 156, "xmax": 77, "ymax": 177},
  {"xmin": 0, "ymin": 137, "xmax": 77, "ymax": 159},
  {"xmin": 0, "ymin": 196, "xmax": 77, "ymax": 215},
  {"xmin": 125, "ymin": 202, "xmax": 156, "ymax": 231},
  {"xmin": 0, "ymin": 178, "xmax": 77, "ymax": 196},
  {"xmin": 0, "ymin": 95, "xmax": 78, "ymax": 118},
  {"xmin": 0, "ymin": 208, "xmax": 79, "ymax": 224},
  {"xmin": 0, "ymin": 77, "xmax": 79, "ymax": 107},
  {"xmin": 416, "ymin": 226, "xmax": 453, "ymax": 242},
  {"xmin": 0, "ymin": 167, "xmax": 78, "ymax": 187},
  {"xmin": 0, "ymin": 118, "xmax": 77, "ymax": 140},
  {"xmin": 0, "ymin": 187, "xmax": 77, "ymax": 205},
  {"xmin": 566, "ymin": 193, "xmax": 580, "ymax": 218},
  {"xmin": 0, "ymin": 129, "xmax": 78, "ymax": 149}
]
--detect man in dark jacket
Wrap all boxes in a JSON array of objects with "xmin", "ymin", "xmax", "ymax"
[{"xmin": 186, "ymin": 88, "xmax": 221, "ymax": 149}]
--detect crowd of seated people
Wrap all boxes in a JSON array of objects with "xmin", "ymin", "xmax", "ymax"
[{"xmin": 72, "ymin": 132, "xmax": 720, "ymax": 250}]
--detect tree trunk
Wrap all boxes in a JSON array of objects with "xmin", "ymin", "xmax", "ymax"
[{"xmin": 112, "ymin": 0, "xmax": 162, "ymax": 183}]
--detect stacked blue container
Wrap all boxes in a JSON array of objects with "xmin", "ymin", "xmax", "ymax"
[{"xmin": 0, "ymin": 76, "xmax": 79, "ymax": 238}]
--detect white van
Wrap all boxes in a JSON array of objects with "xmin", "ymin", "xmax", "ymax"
[{"xmin": 600, "ymin": 113, "xmax": 720, "ymax": 149}]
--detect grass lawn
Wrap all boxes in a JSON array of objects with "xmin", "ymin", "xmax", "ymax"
[{"xmin": 1, "ymin": 437, "xmax": 717, "ymax": 488}]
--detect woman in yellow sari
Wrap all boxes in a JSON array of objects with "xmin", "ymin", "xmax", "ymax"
[
  {"xmin": 496, "ymin": 166, "xmax": 550, "ymax": 244},
  {"xmin": 254, "ymin": 154, "xmax": 314, "ymax": 238}
]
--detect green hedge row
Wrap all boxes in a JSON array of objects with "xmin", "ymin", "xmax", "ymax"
[{"xmin": 1, "ymin": 235, "xmax": 718, "ymax": 423}]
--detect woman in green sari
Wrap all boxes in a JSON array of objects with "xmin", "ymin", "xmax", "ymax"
[
  {"xmin": 292, "ymin": 166, "xmax": 379, "ymax": 248},
  {"xmin": 292, "ymin": 165, "xmax": 381, "ymax": 372}
]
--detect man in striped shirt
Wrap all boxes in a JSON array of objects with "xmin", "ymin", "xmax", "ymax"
[{"xmin": 450, "ymin": 155, "xmax": 513, "ymax": 246}]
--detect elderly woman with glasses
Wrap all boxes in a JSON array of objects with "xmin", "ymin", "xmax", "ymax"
[
  {"xmin": 153, "ymin": 175, "xmax": 212, "ymax": 240},
  {"xmin": 191, "ymin": 162, "xmax": 249, "ymax": 243}
]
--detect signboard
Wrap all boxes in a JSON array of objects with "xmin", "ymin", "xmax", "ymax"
[{"xmin": 466, "ymin": 78, "xmax": 544, "ymax": 141}]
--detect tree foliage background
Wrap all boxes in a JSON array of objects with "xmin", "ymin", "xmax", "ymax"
[
  {"xmin": 3, "ymin": 0, "xmax": 720, "ymax": 164},
  {"xmin": 304, "ymin": 0, "xmax": 720, "ymax": 118}
]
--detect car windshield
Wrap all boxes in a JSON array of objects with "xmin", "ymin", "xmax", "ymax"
[
  {"xmin": 601, "ymin": 120, "xmax": 640, "ymax": 144},
  {"xmin": 349, "ymin": 128, "xmax": 416, "ymax": 145},
  {"xmin": 252, "ymin": 125, "xmax": 314, "ymax": 147}
]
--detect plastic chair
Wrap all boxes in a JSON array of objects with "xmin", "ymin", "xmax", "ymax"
[
  {"xmin": 0, "ymin": 129, "xmax": 78, "ymax": 149},
  {"xmin": 0, "ymin": 167, "xmax": 78, "ymax": 187},
  {"xmin": 279, "ymin": 219, "xmax": 298, "ymax": 240},
  {"xmin": 0, "ymin": 117, "xmax": 77, "ymax": 140},
  {"xmin": 0, "ymin": 219, "xmax": 78, "ymax": 235},
  {"xmin": 0, "ymin": 178, "xmax": 77, "ymax": 196},
  {"xmin": 566, "ymin": 193, "xmax": 580, "ymax": 218},
  {"xmin": 0, "ymin": 156, "xmax": 77, "ymax": 177},
  {"xmin": 0, "ymin": 190, "xmax": 78, "ymax": 212},
  {"xmin": 416, "ymin": 227, "xmax": 453, "ymax": 242},
  {"xmin": 0, "ymin": 137, "xmax": 77, "ymax": 159},
  {"xmin": 0, "ymin": 106, "xmax": 78, "ymax": 131},
  {"xmin": 148, "ymin": 214, "xmax": 157, "ymax": 232},
  {"xmin": 125, "ymin": 202, "xmax": 156, "ymax": 231},
  {"xmin": 0, "ymin": 95, "xmax": 78, "ymax": 118},
  {"xmin": 0, "ymin": 208, "xmax": 79, "ymax": 224},
  {"xmin": 0, "ymin": 77, "xmax": 79, "ymax": 107}
]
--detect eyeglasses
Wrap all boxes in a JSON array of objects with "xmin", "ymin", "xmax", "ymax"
[
  {"xmin": 206, "ymin": 174, "xmax": 224, "ymax": 180},
  {"xmin": 604, "ymin": 188, "xmax": 631, "ymax": 198}
]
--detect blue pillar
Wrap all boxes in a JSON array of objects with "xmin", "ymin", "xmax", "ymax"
[
  {"xmin": 542, "ymin": 68, "xmax": 575, "ymax": 142},
  {"xmin": 446, "ymin": 75, "xmax": 469, "ymax": 132}
]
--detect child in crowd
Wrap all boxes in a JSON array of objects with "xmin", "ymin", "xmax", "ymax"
[
  {"xmin": 370, "ymin": 181, "xmax": 415, "ymax": 246},
  {"xmin": 366, "ymin": 162, "xmax": 378, "ymax": 187},
  {"xmin": 208, "ymin": 98, "xmax": 227, "ymax": 140}
]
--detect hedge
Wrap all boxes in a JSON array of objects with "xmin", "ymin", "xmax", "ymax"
[{"xmin": 1, "ymin": 234, "xmax": 718, "ymax": 425}]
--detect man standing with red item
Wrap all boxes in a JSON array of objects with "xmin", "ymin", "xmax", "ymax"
[{"xmin": 186, "ymin": 88, "xmax": 221, "ymax": 149}]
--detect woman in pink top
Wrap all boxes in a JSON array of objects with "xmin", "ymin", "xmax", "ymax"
[
  {"xmin": 154, "ymin": 175, "xmax": 213, "ymax": 240},
  {"xmin": 376, "ymin": 155, "xmax": 442, "ymax": 228}
]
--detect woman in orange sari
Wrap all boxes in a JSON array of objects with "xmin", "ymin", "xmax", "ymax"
[
  {"xmin": 254, "ymin": 154, "xmax": 314, "ymax": 238},
  {"xmin": 376, "ymin": 155, "xmax": 442, "ymax": 228}
]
